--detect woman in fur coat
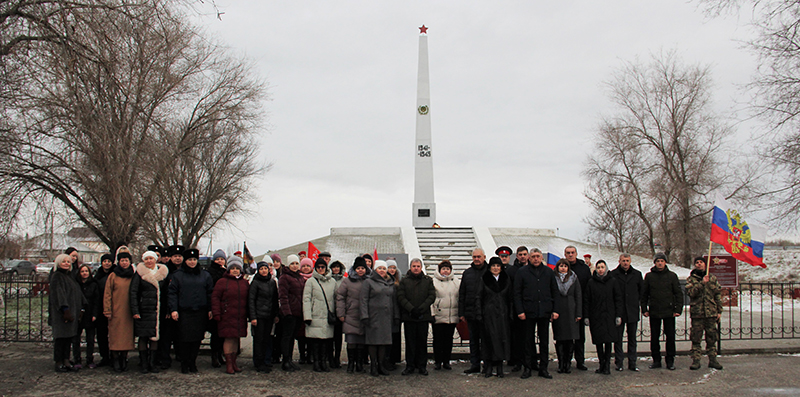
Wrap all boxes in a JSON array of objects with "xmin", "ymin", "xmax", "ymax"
[
  {"xmin": 476, "ymin": 257, "xmax": 513, "ymax": 378},
  {"xmin": 130, "ymin": 251, "xmax": 168, "ymax": 373}
]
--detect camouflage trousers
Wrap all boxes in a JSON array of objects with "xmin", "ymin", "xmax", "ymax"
[{"xmin": 690, "ymin": 317, "xmax": 718, "ymax": 361}]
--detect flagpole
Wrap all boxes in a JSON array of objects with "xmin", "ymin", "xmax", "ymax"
[{"xmin": 706, "ymin": 240, "xmax": 713, "ymax": 276}]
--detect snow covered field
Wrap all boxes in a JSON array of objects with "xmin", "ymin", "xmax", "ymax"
[{"xmin": 739, "ymin": 249, "xmax": 800, "ymax": 282}]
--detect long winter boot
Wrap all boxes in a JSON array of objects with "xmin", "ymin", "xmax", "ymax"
[
  {"xmin": 232, "ymin": 353, "xmax": 242, "ymax": 373},
  {"xmin": 211, "ymin": 347, "xmax": 221, "ymax": 368},
  {"xmin": 484, "ymin": 362, "xmax": 493, "ymax": 378},
  {"xmin": 377, "ymin": 346, "xmax": 390, "ymax": 376},
  {"xmin": 356, "ymin": 346, "xmax": 366, "ymax": 373},
  {"xmin": 224, "ymin": 353, "xmax": 236, "ymax": 374},
  {"xmin": 120, "ymin": 351, "xmax": 129, "ymax": 372},
  {"xmin": 556, "ymin": 343, "xmax": 565, "ymax": 374},
  {"xmin": 564, "ymin": 342, "xmax": 574, "ymax": 374},
  {"xmin": 346, "ymin": 348, "xmax": 356, "ymax": 373},
  {"xmin": 320, "ymin": 340, "xmax": 331, "ymax": 372},
  {"xmin": 111, "ymin": 352, "xmax": 122, "ymax": 373},
  {"xmin": 312, "ymin": 340, "xmax": 323, "ymax": 373},
  {"xmin": 369, "ymin": 346, "xmax": 379, "ymax": 377},
  {"xmin": 595, "ymin": 348, "xmax": 604, "ymax": 374},
  {"xmin": 139, "ymin": 350, "xmax": 149, "ymax": 374},
  {"xmin": 148, "ymin": 349, "xmax": 160, "ymax": 373}
]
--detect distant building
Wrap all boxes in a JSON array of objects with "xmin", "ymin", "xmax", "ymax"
[{"xmin": 21, "ymin": 227, "xmax": 107, "ymax": 262}]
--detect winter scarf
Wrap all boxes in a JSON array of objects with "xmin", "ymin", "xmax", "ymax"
[
  {"xmin": 135, "ymin": 262, "xmax": 169, "ymax": 340},
  {"xmin": 113, "ymin": 264, "xmax": 134, "ymax": 279},
  {"xmin": 556, "ymin": 270, "xmax": 577, "ymax": 296},
  {"xmin": 183, "ymin": 262, "xmax": 202, "ymax": 275}
]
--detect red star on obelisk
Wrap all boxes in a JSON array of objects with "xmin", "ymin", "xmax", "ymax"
[{"xmin": 419, "ymin": 25, "xmax": 428, "ymax": 34}]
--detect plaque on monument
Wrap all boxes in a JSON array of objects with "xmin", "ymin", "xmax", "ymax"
[
  {"xmin": 418, "ymin": 209, "xmax": 430, "ymax": 217},
  {"xmin": 703, "ymin": 255, "xmax": 738, "ymax": 288}
]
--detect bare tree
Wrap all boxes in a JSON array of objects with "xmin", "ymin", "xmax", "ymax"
[
  {"xmin": 146, "ymin": 124, "xmax": 269, "ymax": 249},
  {"xmin": 0, "ymin": 0, "xmax": 267, "ymax": 252},
  {"xmin": 584, "ymin": 51, "xmax": 750, "ymax": 267},
  {"xmin": 698, "ymin": 0, "xmax": 800, "ymax": 229}
]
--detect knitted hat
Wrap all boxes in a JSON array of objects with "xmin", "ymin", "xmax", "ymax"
[
  {"xmin": 300, "ymin": 258, "xmax": 314, "ymax": 268},
  {"xmin": 353, "ymin": 256, "xmax": 367, "ymax": 270},
  {"xmin": 142, "ymin": 251, "xmax": 158, "ymax": 261},
  {"xmin": 212, "ymin": 249, "xmax": 226, "ymax": 261},
  {"xmin": 373, "ymin": 260, "xmax": 387, "ymax": 270},
  {"xmin": 262, "ymin": 255, "xmax": 273, "ymax": 264},
  {"xmin": 270, "ymin": 253, "xmax": 282, "ymax": 263},
  {"xmin": 257, "ymin": 261, "xmax": 271, "ymax": 270},
  {"xmin": 286, "ymin": 254, "xmax": 300, "ymax": 265},
  {"xmin": 386, "ymin": 259, "xmax": 398, "ymax": 269},
  {"xmin": 653, "ymin": 253, "xmax": 668, "ymax": 263},
  {"xmin": 314, "ymin": 257, "xmax": 327, "ymax": 268},
  {"xmin": 101, "ymin": 253, "xmax": 114, "ymax": 263},
  {"xmin": 117, "ymin": 252, "xmax": 132, "ymax": 262},
  {"xmin": 227, "ymin": 256, "xmax": 244, "ymax": 270}
]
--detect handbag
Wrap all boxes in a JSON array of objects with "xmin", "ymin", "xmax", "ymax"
[{"xmin": 316, "ymin": 278, "xmax": 339, "ymax": 325}]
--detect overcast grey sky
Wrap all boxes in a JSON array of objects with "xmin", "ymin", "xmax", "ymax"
[{"xmin": 195, "ymin": 1, "xmax": 762, "ymax": 256}]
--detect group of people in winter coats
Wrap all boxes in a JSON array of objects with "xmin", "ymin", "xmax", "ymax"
[
  {"xmin": 48, "ymin": 243, "xmax": 723, "ymax": 377},
  {"xmin": 49, "ymin": 244, "xmax": 255, "ymax": 374}
]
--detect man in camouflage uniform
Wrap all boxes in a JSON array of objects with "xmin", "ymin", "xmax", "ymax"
[{"xmin": 686, "ymin": 256, "xmax": 723, "ymax": 370}]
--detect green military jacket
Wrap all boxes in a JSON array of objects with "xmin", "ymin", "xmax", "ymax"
[{"xmin": 686, "ymin": 269, "xmax": 723, "ymax": 318}]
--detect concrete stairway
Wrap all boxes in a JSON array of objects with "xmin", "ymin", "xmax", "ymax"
[{"xmin": 416, "ymin": 227, "xmax": 477, "ymax": 276}]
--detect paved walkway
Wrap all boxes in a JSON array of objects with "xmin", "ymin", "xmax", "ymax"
[{"xmin": 1, "ymin": 342, "xmax": 799, "ymax": 396}]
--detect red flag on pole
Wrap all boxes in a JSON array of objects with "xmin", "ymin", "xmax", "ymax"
[
  {"xmin": 308, "ymin": 242, "xmax": 320, "ymax": 263},
  {"xmin": 373, "ymin": 244, "xmax": 378, "ymax": 261},
  {"xmin": 243, "ymin": 242, "xmax": 254, "ymax": 266}
]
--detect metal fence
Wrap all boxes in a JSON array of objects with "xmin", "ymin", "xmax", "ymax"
[
  {"xmin": 0, "ymin": 274, "xmax": 51, "ymax": 342},
  {"xmin": 448, "ymin": 282, "xmax": 800, "ymax": 348},
  {"xmin": 2, "ymin": 275, "xmax": 798, "ymax": 344}
]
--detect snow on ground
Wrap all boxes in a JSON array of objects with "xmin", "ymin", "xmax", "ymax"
[
  {"xmin": 739, "ymin": 249, "xmax": 800, "ymax": 283},
  {"xmin": 737, "ymin": 290, "xmax": 799, "ymax": 312}
]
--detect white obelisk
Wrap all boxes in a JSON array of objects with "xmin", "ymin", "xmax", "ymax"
[{"xmin": 413, "ymin": 25, "xmax": 436, "ymax": 228}]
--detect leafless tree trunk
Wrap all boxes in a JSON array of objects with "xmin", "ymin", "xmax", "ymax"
[
  {"xmin": 584, "ymin": 51, "xmax": 754, "ymax": 267},
  {"xmin": 0, "ymin": 0, "xmax": 268, "ymax": 252}
]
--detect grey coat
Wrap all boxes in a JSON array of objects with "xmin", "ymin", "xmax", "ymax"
[
  {"xmin": 336, "ymin": 270, "xmax": 368, "ymax": 335},
  {"xmin": 552, "ymin": 272, "xmax": 582, "ymax": 341},
  {"xmin": 359, "ymin": 271, "xmax": 400, "ymax": 345}
]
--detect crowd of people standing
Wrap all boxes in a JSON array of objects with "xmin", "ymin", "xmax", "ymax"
[{"xmin": 47, "ymin": 243, "xmax": 723, "ymax": 377}]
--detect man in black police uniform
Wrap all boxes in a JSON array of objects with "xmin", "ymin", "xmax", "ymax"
[
  {"xmin": 158, "ymin": 244, "xmax": 184, "ymax": 369},
  {"xmin": 496, "ymin": 246, "xmax": 523, "ymax": 371}
]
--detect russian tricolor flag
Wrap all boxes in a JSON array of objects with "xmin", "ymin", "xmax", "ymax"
[
  {"xmin": 710, "ymin": 194, "xmax": 767, "ymax": 268},
  {"xmin": 546, "ymin": 244, "xmax": 560, "ymax": 270}
]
